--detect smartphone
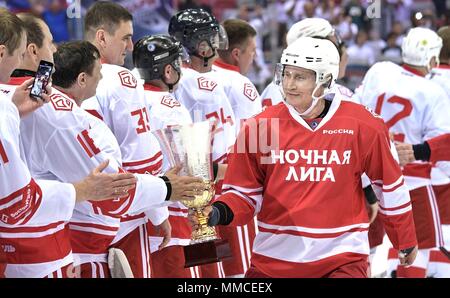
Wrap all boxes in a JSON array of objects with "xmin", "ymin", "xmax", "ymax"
[{"xmin": 30, "ymin": 60, "xmax": 53, "ymax": 100}]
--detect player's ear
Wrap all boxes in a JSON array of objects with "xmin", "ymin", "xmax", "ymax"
[
  {"xmin": 96, "ymin": 29, "xmax": 107, "ymax": 49},
  {"xmin": 163, "ymin": 64, "xmax": 171, "ymax": 80},
  {"xmin": 231, "ymin": 47, "xmax": 240, "ymax": 62},
  {"xmin": 0, "ymin": 45, "xmax": 5, "ymax": 60},
  {"xmin": 77, "ymin": 72, "xmax": 87, "ymax": 87}
]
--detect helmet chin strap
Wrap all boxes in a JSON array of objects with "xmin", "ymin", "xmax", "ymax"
[
  {"xmin": 163, "ymin": 69, "xmax": 181, "ymax": 93},
  {"xmin": 191, "ymin": 46, "xmax": 216, "ymax": 67}
]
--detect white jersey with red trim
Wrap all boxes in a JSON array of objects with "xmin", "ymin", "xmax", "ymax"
[
  {"xmin": 429, "ymin": 65, "xmax": 450, "ymax": 98},
  {"xmin": 174, "ymin": 67, "xmax": 236, "ymax": 164},
  {"xmin": 2, "ymin": 82, "xmax": 168, "ymax": 267},
  {"xmin": 428, "ymin": 66, "xmax": 450, "ymax": 186},
  {"xmin": 143, "ymin": 84, "xmax": 193, "ymax": 251},
  {"xmin": 215, "ymin": 97, "xmax": 417, "ymax": 277},
  {"xmin": 260, "ymin": 81, "xmax": 354, "ymax": 108},
  {"xmin": 0, "ymin": 96, "xmax": 77, "ymax": 278},
  {"xmin": 212, "ymin": 60, "xmax": 262, "ymax": 133},
  {"xmin": 354, "ymin": 61, "xmax": 450, "ymax": 190},
  {"xmin": 81, "ymin": 64, "xmax": 167, "ymax": 244}
]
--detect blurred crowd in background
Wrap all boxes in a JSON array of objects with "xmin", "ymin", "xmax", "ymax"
[{"xmin": 1, "ymin": 0, "xmax": 449, "ymax": 91}]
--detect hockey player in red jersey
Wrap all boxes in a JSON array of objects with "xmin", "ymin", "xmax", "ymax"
[
  {"xmin": 191, "ymin": 37, "xmax": 418, "ymax": 278},
  {"xmin": 0, "ymin": 11, "xmax": 137, "ymax": 278},
  {"xmin": 355, "ymin": 27, "xmax": 450, "ymax": 278}
]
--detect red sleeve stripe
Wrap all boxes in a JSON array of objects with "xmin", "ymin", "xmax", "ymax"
[
  {"xmin": 379, "ymin": 201, "xmax": 411, "ymax": 211},
  {"xmin": 0, "ymin": 179, "xmax": 42, "ymax": 225},
  {"xmin": 0, "ymin": 220, "xmax": 65, "ymax": 234},
  {"xmin": 85, "ymin": 109, "xmax": 104, "ymax": 121},
  {"xmin": 77, "ymin": 134, "xmax": 94, "ymax": 158},
  {"xmin": 222, "ymin": 187, "xmax": 263, "ymax": 197},
  {"xmin": 382, "ymin": 180, "xmax": 405, "ymax": 193},
  {"xmin": 222, "ymin": 189, "xmax": 258, "ymax": 207},
  {"xmin": 0, "ymin": 139, "xmax": 8, "ymax": 163},
  {"xmin": 68, "ymin": 221, "xmax": 119, "ymax": 232},
  {"xmin": 122, "ymin": 151, "xmax": 163, "ymax": 167},
  {"xmin": 382, "ymin": 176, "xmax": 404, "ymax": 191}
]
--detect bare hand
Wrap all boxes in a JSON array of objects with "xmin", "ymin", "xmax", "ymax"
[
  {"xmin": 395, "ymin": 141, "xmax": 416, "ymax": 166},
  {"xmin": 73, "ymin": 160, "xmax": 137, "ymax": 202},
  {"xmin": 164, "ymin": 166, "xmax": 207, "ymax": 201},
  {"xmin": 155, "ymin": 219, "xmax": 172, "ymax": 250},
  {"xmin": 12, "ymin": 78, "xmax": 52, "ymax": 118},
  {"xmin": 398, "ymin": 245, "xmax": 418, "ymax": 266}
]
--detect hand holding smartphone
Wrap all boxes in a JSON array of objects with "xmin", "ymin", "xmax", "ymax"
[{"xmin": 30, "ymin": 60, "xmax": 54, "ymax": 100}]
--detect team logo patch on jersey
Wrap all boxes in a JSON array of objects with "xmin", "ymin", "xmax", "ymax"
[
  {"xmin": 161, "ymin": 95, "xmax": 181, "ymax": 108},
  {"xmin": 197, "ymin": 77, "xmax": 217, "ymax": 92},
  {"xmin": 243, "ymin": 83, "xmax": 258, "ymax": 101},
  {"xmin": 118, "ymin": 70, "xmax": 137, "ymax": 88},
  {"xmin": 50, "ymin": 94, "xmax": 73, "ymax": 111}
]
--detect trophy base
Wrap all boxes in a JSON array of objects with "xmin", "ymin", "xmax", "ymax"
[{"xmin": 184, "ymin": 239, "xmax": 232, "ymax": 268}]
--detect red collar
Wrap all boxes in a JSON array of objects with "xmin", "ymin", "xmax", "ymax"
[
  {"xmin": 402, "ymin": 64, "xmax": 426, "ymax": 77},
  {"xmin": 7, "ymin": 76, "xmax": 33, "ymax": 85},
  {"xmin": 213, "ymin": 59, "xmax": 240, "ymax": 73},
  {"xmin": 436, "ymin": 64, "xmax": 450, "ymax": 70},
  {"xmin": 143, "ymin": 83, "xmax": 163, "ymax": 92}
]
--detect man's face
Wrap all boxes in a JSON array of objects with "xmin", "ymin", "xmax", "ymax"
[
  {"xmin": 282, "ymin": 65, "xmax": 318, "ymax": 113},
  {"xmin": 82, "ymin": 59, "xmax": 102, "ymax": 101},
  {"xmin": 36, "ymin": 20, "xmax": 57, "ymax": 65},
  {"xmin": 237, "ymin": 36, "xmax": 256, "ymax": 75},
  {"xmin": 0, "ymin": 33, "xmax": 26, "ymax": 83},
  {"xmin": 103, "ymin": 20, "xmax": 133, "ymax": 66}
]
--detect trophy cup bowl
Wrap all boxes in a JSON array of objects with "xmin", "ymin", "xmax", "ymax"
[{"xmin": 153, "ymin": 120, "xmax": 231, "ymax": 267}]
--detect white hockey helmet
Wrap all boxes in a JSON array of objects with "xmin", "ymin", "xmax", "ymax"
[
  {"xmin": 286, "ymin": 18, "xmax": 334, "ymax": 46},
  {"xmin": 276, "ymin": 37, "xmax": 340, "ymax": 116},
  {"xmin": 402, "ymin": 27, "xmax": 443, "ymax": 70}
]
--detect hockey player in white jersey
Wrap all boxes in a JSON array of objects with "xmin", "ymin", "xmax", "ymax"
[
  {"xmin": 429, "ymin": 26, "xmax": 450, "ymax": 98},
  {"xmin": 213, "ymin": 19, "xmax": 262, "ymax": 134},
  {"xmin": 418, "ymin": 26, "xmax": 450, "ymax": 277},
  {"xmin": 80, "ymin": 2, "xmax": 205, "ymax": 278},
  {"xmin": 0, "ymin": 12, "xmax": 137, "ymax": 278},
  {"xmin": 170, "ymin": 8, "xmax": 256, "ymax": 278},
  {"xmin": 210, "ymin": 18, "xmax": 262, "ymax": 277},
  {"xmin": 354, "ymin": 27, "xmax": 450, "ymax": 278},
  {"xmin": 3, "ymin": 37, "xmax": 205, "ymax": 279},
  {"xmin": 260, "ymin": 18, "xmax": 352, "ymax": 108},
  {"xmin": 133, "ymin": 34, "xmax": 196, "ymax": 278}
]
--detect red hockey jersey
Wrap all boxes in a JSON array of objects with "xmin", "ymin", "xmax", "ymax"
[{"xmin": 215, "ymin": 97, "xmax": 417, "ymax": 277}]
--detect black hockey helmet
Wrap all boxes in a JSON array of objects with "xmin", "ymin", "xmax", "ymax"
[
  {"xmin": 168, "ymin": 8, "xmax": 228, "ymax": 56},
  {"xmin": 133, "ymin": 34, "xmax": 185, "ymax": 82}
]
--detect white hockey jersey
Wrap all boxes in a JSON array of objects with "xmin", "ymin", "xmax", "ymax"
[
  {"xmin": 175, "ymin": 67, "xmax": 236, "ymax": 164},
  {"xmin": 82, "ymin": 64, "xmax": 167, "ymax": 244},
  {"xmin": 2, "ymin": 80, "xmax": 168, "ymax": 267},
  {"xmin": 212, "ymin": 59, "xmax": 262, "ymax": 134},
  {"xmin": 260, "ymin": 81, "xmax": 354, "ymax": 108},
  {"xmin": 143, "ymin": 83, "xmax": 193, "ymax": 251},
  {"xmin": 354, "ymin": 62, "xmax": 450, "ymax": 190},
  {"xmin": 0, "ymin": 96, "xmax": 77, "ymax": 278},
  {"xmin": 429, "ymin": 65, "xmax": 450, "ymax": 98}
]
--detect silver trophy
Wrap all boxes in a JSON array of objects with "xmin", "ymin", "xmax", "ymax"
[{"xmin": 153, "ymin": 120, "xmax": 231, "ymax": 267}]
